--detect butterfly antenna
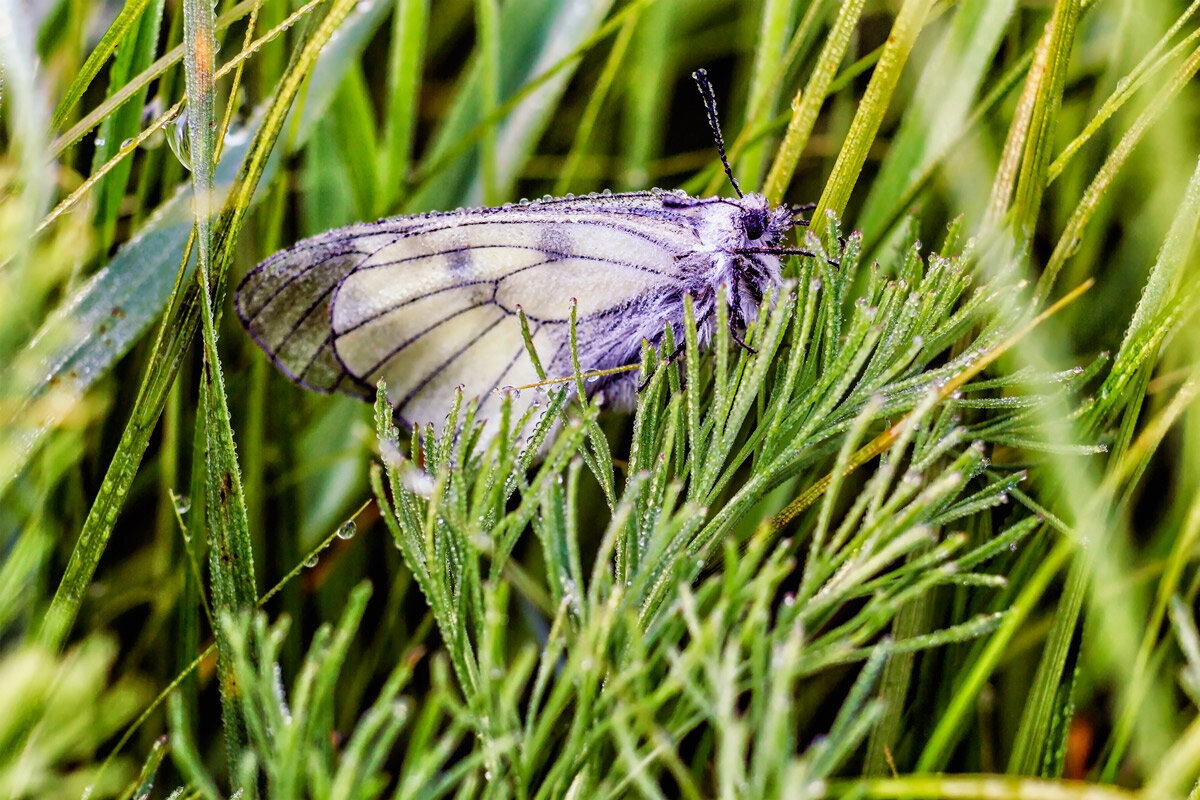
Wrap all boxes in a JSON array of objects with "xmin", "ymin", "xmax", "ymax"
[
  {"xmin": 692, "ymin": 68, "xmax": 743, "ymax": 198},
  {"xmin": 791, "ymin": 202, "xmax": 816, "ymax": 227}
]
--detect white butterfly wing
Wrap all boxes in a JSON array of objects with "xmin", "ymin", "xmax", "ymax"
[
  {"xmin": 237, "ymin": 193, "xmax": 701, "ymax": 432},
  {"xmin": 236, "ymin": 223, "xmax": 403, "ymax": 399}
]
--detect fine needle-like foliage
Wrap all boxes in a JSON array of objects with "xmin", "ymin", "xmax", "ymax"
[{"xmin": 4, "ymin": 0, "xmax": 1200, "ymax": 799}]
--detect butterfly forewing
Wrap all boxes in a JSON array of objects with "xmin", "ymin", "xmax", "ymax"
[
  {"xmin": 236, "ymin": 225, "xmax": 407, "ymax": 398},
  {"xmin": 238, "ymin": 192, "xmax": 702, "ymax": 431}
]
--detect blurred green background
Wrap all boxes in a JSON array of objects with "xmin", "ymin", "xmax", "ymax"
[{"xmin": 4, "ymin": 0, "xmax": 1200, "ymax": 797}]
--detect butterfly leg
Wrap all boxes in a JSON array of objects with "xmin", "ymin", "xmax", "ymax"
[
  {"xmin": 638, "ymin": 344, "xmax": 687, "ymax": 392},
  {"xmin": 726, "ymin": 283, "xmax": 758, "ymax": 355},
  {"xmin": 730, "ymin": 328, "xmax": 757, "ymax": 354}
]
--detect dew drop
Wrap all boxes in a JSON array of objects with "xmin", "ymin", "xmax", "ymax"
[
  {"xmin": 168, "ymin": 112, "xmax": 192, "ymax": 169},
  {"xmin": 305, "ymin": 554, "xmax": 319, "ymax": 568},
  {"xmin": 172, "ymin": 494, "xmax": 192, "ymax": 515},
  {"xmin": 95, "ymin": 136, "xmax": 106, "ymax": 147},
  {"xmin": 120, "ymin": 137, "xmax": 135, "ymax": 150},
  {"xmin": 336, "ymin": 520, "xmax": 357, "ymax": 540}
]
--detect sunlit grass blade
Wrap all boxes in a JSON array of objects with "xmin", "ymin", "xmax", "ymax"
[
  {"xmin": 1007, "ymin": 0, "xmax": 1081, "ymax": 239},
  {"xmin": 762, "ymin": 0, "xmax": 866, "ymax": 206},
  {"xmin": 49, "ymin": 0, "xmax": 155, "ymax": 131},
  {"xmin": 806, "ymin": 0, "xmax": 937, "ymax": 230}
]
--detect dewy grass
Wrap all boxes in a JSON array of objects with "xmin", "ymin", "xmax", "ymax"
[{"xmin": 5, "ymin": 0, "xmax": 1200, "ymax": 798}]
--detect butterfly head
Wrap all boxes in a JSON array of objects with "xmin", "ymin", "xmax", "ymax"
[{"xmin": 735, "ymin": 192, "xmax": 796, "ymax": 248}]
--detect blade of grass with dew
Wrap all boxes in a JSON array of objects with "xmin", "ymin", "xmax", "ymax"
[
  {"xmin": 699, "ymin": 0, "xmax": 832, "ymax": 198},
  {"xmin": 37, "ymin": 0, "xmax": 373, "ymax": 653},
  {"xmin": 50, "ymin": 0, "xmax": 263, "ymax": 159},
  {"xmin": 1038, "ymin": 43, "xmax": 1200, "ymax": 302},
  {"xmin": 736, "ymin": 0, "xmax": 800, "ymax": 192},
  {"xmin": 762, "ymin": 0, "xmax": 866, "ymax": 206},
  {"xmin": 1086, "ymin": 154, "xmax": 1200, "ymax": 779},
  {"xmin": 1047, "ymin": 0, "xmax": 1200, "ymax": 186},
  {"xmin": 49, "ymin": 0, "xmax": 155, "ymax": 131},
  {"xmin": 10, "ymin": 0, "xmax": 389, "ymax": 498},
  {"xmin": 1089, "ymin": 152, "xmax": 1200, "ymax": 434},
  {"xmin": 181, "ymin": 0, "xmax": 257, "ymax": 770},
  {"xmin": 1098, "ymin": 373, "xmax": 1200, "ymax": 776},
  {"xmin": 857, "ymin": 48, "xmax": 1030, "ymax": 251},
  {"xmin": 36, "ymin": 0, "xmax": 373, "ymax": 239},
  {"xmin": 1008, "ymin": 0, "xmax": 1080, "ymax": 240},
  {"xmin": 807, "ymin": 0, "xmax": 937, "ymax": 232},
  {"xmin": 855, "ymin": 0, "xmax": 1016, "ymax": 240},
  {"xmin": 90, "ymin": 0, "xmax": 167, "ymax": 254},
  {"xmin": 998, "ymin": 168, "xmax": 1200, "ymax": 776}
]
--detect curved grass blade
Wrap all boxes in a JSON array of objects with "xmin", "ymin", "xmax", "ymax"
[
  {"xmin": 37, "ymin": 0, "xmax": 383, "ymax": 652},
  {"xmin": 1007, "ymin": 0, "xmax": 1081, "ymax": 240},
  {"xmin": 49, "ymin": 0, "xmax": 154, "ymax": 130},
  {"xmin": 762, "ymin": 0, "xmax": 866, "ymax": 206},
  {"xmin": 855, "ymin": 0, "xmax": 1017, "ymax": 239},
  {"xmin": 807, "ymin": 0, "xmax": 937, "ymax": 231}
]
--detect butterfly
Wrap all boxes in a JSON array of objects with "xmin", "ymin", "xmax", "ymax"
[{"xmin": 235, "ymin": 70, "xmax": 816, "ymax": 437}]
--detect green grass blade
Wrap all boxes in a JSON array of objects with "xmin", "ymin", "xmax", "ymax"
[
  {"xmin": 807, "ymin": 0, "xmax": 936, "ymax": 230},
  {"xmin": 49, "ymin": 0, "xmax": 262, "ymax": 159},
  {"xmin": 1037, "ymin": 41, "xmax": 1200, "ymax": 301},
  {"xmin": 180, "ymin": 0, "xmax": 257, "ymax": 769},
  {"xmin": 737, "ymin": 0, "xmax": 800, "ymax": 191},
  {"xmin": 380, "ymin": 0, "xmax": 429, "ymax": 213},
  {"xmin": 407, "ymin": 0, "xmax": 618, "ymax": 212},
  {"xmin": 855, "ymin": 0, "xmax": 1016, "ymax": 238},
  {"xmin": 37, "ymin": 0, "xmax": 376, "ymax": 652},
  {"xmin": 553, "ymin": 7, "xmax": 637, "ymax": 195},
  {"xmin": 1008, "ymin": 0, "xmax": 1080, "ymax": 240},
  {"xmin": 90, "ymin": 0, "xmax": 167, "ymax": 253},
  {"xmin": 762, "ymin": 0, "xmax": 866, "ymax": 206},
  {"xmin": 49, "ymin": 0, "xmax": 154, "ymax": 130}
]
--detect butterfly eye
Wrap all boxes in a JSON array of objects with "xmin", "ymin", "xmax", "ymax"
[{"xmin": 742, "ymin": 209, "xmax": 767, "ymax": 240}]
